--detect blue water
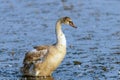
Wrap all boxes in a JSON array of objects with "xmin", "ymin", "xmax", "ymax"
[{"xmin": 0, "ymin": 0, "xmax": 120, "ymax": 80}]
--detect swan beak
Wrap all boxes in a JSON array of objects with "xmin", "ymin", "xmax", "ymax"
[{"xmin": 69, "ymin": 21, "xmax": 77, "ymax": 28}]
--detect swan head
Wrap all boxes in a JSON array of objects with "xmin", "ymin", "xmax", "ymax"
[{"xmin": 62, "ymin": 17, "xmax": 77, "ymax": 28}]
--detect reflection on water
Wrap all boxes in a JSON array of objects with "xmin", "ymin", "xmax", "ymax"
[{"xmin": 21, "ymin": 76, "xmax": 54, "ymax": 80}]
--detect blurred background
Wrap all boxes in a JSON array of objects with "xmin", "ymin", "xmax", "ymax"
[{"xmin": 0, "ymin": 0, "xmax": 120, "ymax": 80}]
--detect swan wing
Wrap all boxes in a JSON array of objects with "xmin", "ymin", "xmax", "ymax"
[{"xmin": 23, "ymin": 46, "xmax": 49, "ymax": 64}]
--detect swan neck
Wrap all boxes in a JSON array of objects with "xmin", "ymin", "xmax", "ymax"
[{"xmin": 55, "ymin": 20, "xmax": 66, "ymax": 47}]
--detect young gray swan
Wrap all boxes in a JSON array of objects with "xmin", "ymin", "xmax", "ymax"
[{"xmin": 21, "ymin": 17, "xmax": 77, "ymax": 77}]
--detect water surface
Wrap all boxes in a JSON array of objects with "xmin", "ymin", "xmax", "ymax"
[{"xmin": 0, "ymin": 0, "xmax": 120, "ymax": 80}]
